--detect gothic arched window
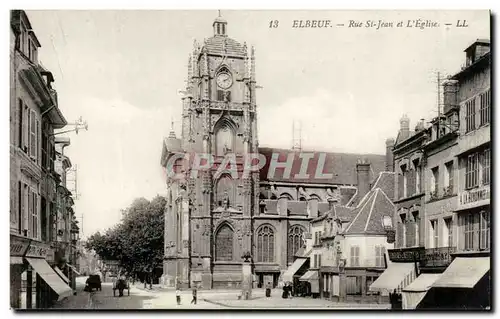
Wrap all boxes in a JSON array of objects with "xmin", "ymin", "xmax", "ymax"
[
  {"xmin": 287, "ymin": 225, "xmax": 305, "ymax": 263},
  {"xmin": 256, "ymin": 225, "xmax": 275, "ymax": 263},
  {"xmin": 215, "ymin": 120, "xmax": 235, "ymax": 156},
  {"xmin": 216, "ymin": 174, "xmax": 235, "ymax": 207},
  {"xmin": 215, "ymin": 224, "xmax": 233, "ymax": 261}
]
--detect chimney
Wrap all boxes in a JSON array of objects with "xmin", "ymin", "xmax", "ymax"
[
  {"xmin": 385, "ymin": 138, "xmax": 395, "ymax": 172},
  {"xmin": 443, "ymin": 80, "xmax": 458, "ymax": 114},
  {"xmin": 399, "ymin": 114, "xmax": 410, "ymax": 141},
  {"xmin": 356, "ymin": 159, "xmax": 371, "ymax": 201}
]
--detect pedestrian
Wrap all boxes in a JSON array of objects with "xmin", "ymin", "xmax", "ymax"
[
  {"xmin": 191, "ymin": 286, "xmax": 198, "ymax": 305},
  {"xmin": 265, "ymin": 281, "xmax": 272, "ymax": 297},
  {"xmin": 176, "ymin": 288, "xmax": 181, "ymax": 305}
]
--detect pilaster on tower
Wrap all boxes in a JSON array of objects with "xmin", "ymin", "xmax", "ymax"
[
  {"xmin": 187, "ymin": 54, "xmax": 193, "ymax": 90},
  {"xmin": 250, "ymin": 46, "xmax": 256, "ymax": 82}
]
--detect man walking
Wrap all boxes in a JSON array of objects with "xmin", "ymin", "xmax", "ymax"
[
  {"xmin": 176, "ymin": 288, "xmax": 181, "ymax": 305},
  {"xmin": 191, "ymin": 286, "xmax": 198, "ymax": 305}
]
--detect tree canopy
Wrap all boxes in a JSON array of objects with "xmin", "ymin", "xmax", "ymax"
[{"xmin": 85, "ymin": 195, "xmax": 166, "ymax": 276}]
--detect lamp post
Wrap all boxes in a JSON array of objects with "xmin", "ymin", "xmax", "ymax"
[
  {"xmin": 70, "ymin": 226, "xmax": 79, "ymax": 295},
  {"xmin": 241, "ymin": 251, "xmax": 252, "ymax": 300}
]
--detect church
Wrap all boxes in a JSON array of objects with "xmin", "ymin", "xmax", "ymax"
[{"xmin": 160, "ymin": 15, "xmax": 389, "ymax": 289}]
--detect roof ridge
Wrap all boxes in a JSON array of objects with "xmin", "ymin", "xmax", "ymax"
[
  {"xmin": 355, "ymin": 188, "xmax": 372, "ymax": 208},
  {"xmin": 346, "ymin": 188, "xmax": 358, "ymax": 207},
  {"xmin": 345, "ymin": 190, "xmax": 375, "ymax": 233},
  {"xmin": 364, "ymin": 189, "xmax": 380, "ymax": 232},
  {"xmin": 378, "ymin": 187, "xmax": 396, "ymax": 208},
  {"xmin": 371, "ymin": 172, "xmax": 384, "ymax": 190}
]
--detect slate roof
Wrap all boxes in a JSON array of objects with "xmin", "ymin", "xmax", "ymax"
[
  {"xmin": 343, "ymin": 172, "xmax": 395, "ymax": 235},
  {"xmin": 333, "ymin": 205, "xmax": 355, "ymax": 223},
  {"xmin": 340, "ymin": 187, "xmax": 357, "ymax": 206},
  {"xmin": 160, "ymin": 135, "xmax": 182, "ymax": 167},
  {"xmin": 258, "ymin": 147, "xmax": 386, "ymax": 185},
  {"xmin": 371, "ymin": 172, "xmax": 395, "ymax": 201},
  {"xmin": 203, "ymin": 36, "xmax": 246, "ymax": 56}
]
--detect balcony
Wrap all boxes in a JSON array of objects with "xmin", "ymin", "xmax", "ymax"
[
  {"xmin": 457, "ymin": 184, "xmax": 490, "ymax": 210},
  {"xmin": 420, "ymin": 247, "xmax": 456, "ymax": 268}
]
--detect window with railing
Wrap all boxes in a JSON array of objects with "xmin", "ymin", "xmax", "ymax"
[
  {"xmin": 430, "ymin": 220, "xmax": 438, "ymax": 248},
  {"xmin": 482, "ymin": 148, "xmax": 490, "ymax": 185},
  {"xmin": 465, "ymin": 153, "xmax": 479, "ymax": 189},
  {"xmin": 465, "ymin": 98, "xmax": 476, "ymax": 132},
  {"xmin": 463, "ymin": 213, "xmax": 475, "ymax": 251},
  {"xmin": 444, "ymin": 217, "xmax": 453, "ymax": 247},
  {"xmin": 400, "ymin": 214, "xmax": 407, "ymax": 248},
  {"xmin": 479, "ymin": 211, "xmax": 490, "ymax": 250},
  {"xmin": 479, "ymin": 89, "xmax": 490, "ymax": 126}
]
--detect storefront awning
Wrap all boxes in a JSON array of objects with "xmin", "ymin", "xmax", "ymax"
[
  {"xmin": 402, "ymin": 273, "xmax": 442, "ymax": 310},
  {"xmin": 25, "ymin": 258, "xmax": 72, "ymax": 301},
  {"xmin": 54, "ymin": 266, "xmax": 70, "ymax": 284},
  {"xmin": 432, "ymin": 257, "xmax": 490, "ymax": 289},
  {"xmin": 281, "ymin": 258, "xmax": 308, "ymax": 283},
  {"xmin": 404, "ymin": 273, "xmax": 441, "ymax": 292},
  {"xmin": 299, "ymin": 270, "xmax": 319, "ymax": 281},
  {"xmin": 369, "ymin": 262, "xmax": 416, "ymax": 293},
  {"xmin": 67, "ymin": 264, "xmax": 81, "ymax": 276}
]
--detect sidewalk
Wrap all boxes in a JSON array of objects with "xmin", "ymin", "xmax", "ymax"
[
  {"xmin": 51, "ymin": 289, "xmax": 92, "ymax": 309},
  {"xmin": 202, "ymin": 294, "xmax": 391, "ymax": 309}
]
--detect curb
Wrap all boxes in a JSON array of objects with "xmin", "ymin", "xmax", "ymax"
[{"xmin": 202, "ymin": 297, "xmax": 265, "ymax": 309}]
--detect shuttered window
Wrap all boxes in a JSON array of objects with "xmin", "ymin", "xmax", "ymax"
[{"xmin": 350, "ymin": 246, "xmax": 360, "ymax": 266}]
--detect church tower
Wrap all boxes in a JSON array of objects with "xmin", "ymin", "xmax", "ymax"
[{"xmin": 163, "ymin": 13, "xmax": 259, "ymax": 289}]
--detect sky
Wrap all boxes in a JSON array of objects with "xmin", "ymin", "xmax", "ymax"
[{"xmin": 24, "ymin": 10, "xmax": 490, "ymax": 238}]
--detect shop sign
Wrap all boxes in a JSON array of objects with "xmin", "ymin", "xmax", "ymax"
[
  {"xmin": 388, "ymin": 247, "xmax": 425, "ymax": 262},
  {"xmin": 10, "ymin": 236, "xmax": 30, "ymax": 256},
  {"xmin": 25, "ymin": 242, "xmax": 51, "ymax": 258},
  {"xmin": 459, "ymin": 185, "xmax": 490, "ymax": 207}
]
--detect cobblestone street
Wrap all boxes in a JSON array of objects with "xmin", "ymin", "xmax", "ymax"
[
  {"xmin": 49, "ymin": 277, "xmax": 390, "ymax": 310},
  {"xmin": 91, "ymin": 286, "xmax": 390, "ymax": 309}
]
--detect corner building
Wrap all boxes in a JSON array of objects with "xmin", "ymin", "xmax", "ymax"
[{"xmin": 160, "ymin": 17, "xmax": 386, "ymax": 289}]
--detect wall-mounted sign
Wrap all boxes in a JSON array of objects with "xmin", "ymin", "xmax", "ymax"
[
  {"xmin": 25, "ymin": 242, "xmax": 51, "ymax": 259},
  {"xmin": 10, "ymin": 236, "xmax": 30, "ymax": 257},
  {"xmin": 459, "ymin": 185, "xmax": 490, "ymax": 207},
  {"xmin": 388, "ymin": 247, "xmax": 425, "ymax": 263}
]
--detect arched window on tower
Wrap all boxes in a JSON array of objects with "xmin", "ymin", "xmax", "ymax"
[
  {"xmin": 256, "ymin": 225, "xmax": 275, "ymax": 263},
  {"xmin": 216, "ymin": 174, "xmax": 235, "ymax": 207},
  {"xmin": 215, "ymin": 224, "xmax": 233, "ymax": 261},
  {"xmin": 287, "ymin": 225, "xmax": 305, "ymax": 264},
  {"xmin": 215, "ymin": 120, "xmax": 235, "ymax": 156}
]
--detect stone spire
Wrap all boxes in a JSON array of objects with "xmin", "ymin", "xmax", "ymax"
[{"xmin": 169, "ymin": 117, "xmax": 176, "ymax": 139}]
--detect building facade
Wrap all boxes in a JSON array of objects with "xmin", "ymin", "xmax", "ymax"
[
  {"xmin": 377, "ymin": 39, "xmax": 491, "ymax": 310},
  {"xmin": 453, "ymin": 40, "xmax": 490, "ymax": 255},
  {"xmin": 10, "ymin": 10, "xmax": 79, "ymax": 309},
  {"xmin": 160, "ymin": 16, "xmax": 386, "ymax": 289}
]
